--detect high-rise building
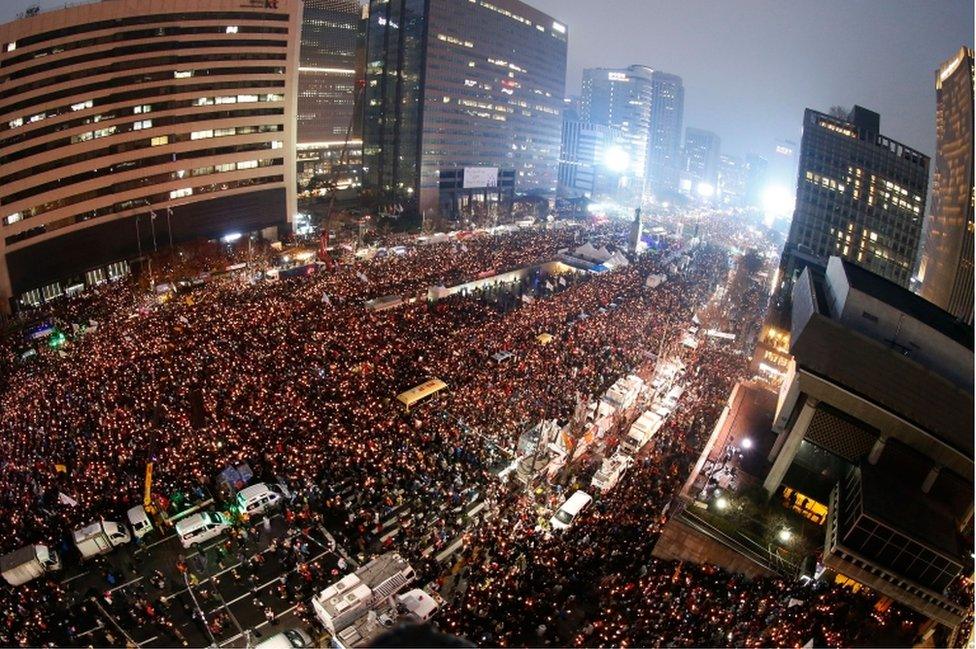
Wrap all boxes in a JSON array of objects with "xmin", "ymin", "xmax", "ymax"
[
  {"xmin": 644, "ymin": 71, "xmax": 684, "ymax": 199},
  {"xmin": 683, "ymin": 127, "xmax": 721, "ymax": 191},
  {"xmin": 0, "ymin": 0, "xmax": 301, "ymax": 311},
  {"xmin": 557, "ymin": 119, "xmax": 619, "ymax": 199},
  {"xmin": 919, "ymin": 47, "xmax": 975, "ymax": 324},
  {"xmin": 296, "ymin": 0, "xmax": 364, "ymax": 191},
  {"xmin": 580, "ymin": 65, "xmax": 653, "ymax": 201},
  {"xmin": 717, "ymin": 154, "xmax": 748, "ymax": 206},
  {"xmin": 776, "ymin": 106, "xmax": 929, "ymax": 301},
  {"xmin": 362, "ymin": 0, "xmax": 567, "ymax": 216},
  {"xmin": 765, "ymin": 256, "xmax": 972, "ymax": 627}
]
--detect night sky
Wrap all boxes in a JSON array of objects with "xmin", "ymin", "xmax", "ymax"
[
  {"xmin": 4, "ymin": 0, "xmax": 973, "ymax": 188},
  {"xmin": 530, "ymin": 0, "xmax": 973, "ymax": 187}
]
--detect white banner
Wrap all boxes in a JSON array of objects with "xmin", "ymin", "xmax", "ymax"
[{"xmin": 463, "ymin": 167, "xmax": 499, "ymax": 189}]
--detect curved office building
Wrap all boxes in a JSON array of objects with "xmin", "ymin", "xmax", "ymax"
[{"xmin": 0, "ymin": 0, "xmax": 301, "ymax": 309}]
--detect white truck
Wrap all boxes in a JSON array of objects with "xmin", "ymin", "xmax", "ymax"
[
  {"xmin": 600, "ymin": 374, "xmax": 644, "ymax": 412},
  {"xmin": 72, "ymin": 521, "xmax": 131, "ymax": 559},
  {"xmin": 1, "ymin": 544, "xmax": 62, "ymax": 586},
  {"xmin": 312, "ymin": 552, "xmax": 416, "ymax": 635},
  {"xmin": 332, "ymin": 588, "xmax": 444, "ymax": 649},
  {"xmin": 620, "ymin": 410, "xmax": 664, "ymax": 456},
  {"xmin": 590, "ymin": 453, "xmax": 634, "ymax": 493}
]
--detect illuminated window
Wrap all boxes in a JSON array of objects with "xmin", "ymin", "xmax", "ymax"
[
  {"xmin": 5, "ymin": 41, "xmax": 15, "ymax": 52},
  {"xmin": 174, "ymin": 70, "xmax": 193, "ymax": 79},
  {"xmin": 133, "ymin": 104, "xmax": 152, "ymax": 114},
  {"xmin": 29, "ymin": 112, "xmax": 45, "ymax": 123},
  {"xmin": 215, "ymin": 96, "xmax": 237, "ymax": 104},
  {"xmin": 169, "ymin": 187, "xmax": 193, "ymax": 199},
  {"xmin": 195, "ymin": 97, "xmax": 215, "ymax": 106},
  {"xmin": 8, "ymin": 117, "xmax": 23, "ymax": 129},
  {"xmin": 214, "ymin": 127, "xmax": 235, "ymax": 137},
  {"xmin": 71, "ymin": 99, "xmax": 93, "ymax": 112},
  {"xmin": 225, "ymin": 25, "xmax": 239, "ymax": 33},
  {"xmin": 236, "ymin": 159, "xmax": 258, "ymax": 170},
  {"xmin": 151, "ymin": 135, "xmax": 169, "ymax": 146},
  {"xmin": 271, "ymin": 140, "xmax": 283, "ymax": 149},
  {"xmin": 237, "ymin": 94, "xmax": 258, "ymax": 103},
  {"xmin": 4, "ymin": 212, "xmax": 22, "ymax": 225},
  {"xmin": 133, "ymin": 119, "xmax": 152, "ymax": 130},
  {"xmin": 216, "ymin": 162, "xmax": 235, "ymax": 172},
  {"xmin": 190, "ymin": 130, "xmax": 213, "ymax": 140}
]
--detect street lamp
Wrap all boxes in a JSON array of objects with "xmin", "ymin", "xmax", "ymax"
[
  {"xmin": 741, "ymin": 437, "xmax": 753, "ymax": 450},
  {"xmin": 778, "ymin": 527, "xmax": 793, "ymax": 543},
  {"xmin": 714, "ymin": 496, "xmax": 729, "ymax": 511}
]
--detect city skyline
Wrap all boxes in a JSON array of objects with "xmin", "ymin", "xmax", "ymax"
[{"xmin": 3, "ymin": 0, "xmax": 971, "ymax": 187}]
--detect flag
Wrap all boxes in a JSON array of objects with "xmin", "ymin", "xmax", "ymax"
[
  {"xmin": 558, "ymin": 276, "xmax": 567, "ymax": 286},
  {"xmin": 788, "ymin": 598, "xmax": 804, "ymax": 608},
  {"xmin": 54, "ymin": 464, "xmax": 67, "ymax": 473},
  {"xmin": 356, "ymin": 271, "xmax": 369, "ymax": 283},
  {"xmin": 322, "ymin": 292, "xmax": 331, "ymax": 305},
  {"xmin": 460, "ymin": 244, "xmax": 468, "ymax": 252},
  {"xmin": 58, "ymin": 492, "xmax": 79, "ymax": 507},
  {"xmin": 521, "ymin": 294, "xmax": 534, "ymax": 304}
]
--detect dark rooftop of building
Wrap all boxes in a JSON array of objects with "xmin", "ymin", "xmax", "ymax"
[
  {"xmin": 790, "ymin": 315, "xmax": 974, "ymax": 461},
  {"xmin": 841, "ymin": 259, "xmax": 974, "ymax": 351}
]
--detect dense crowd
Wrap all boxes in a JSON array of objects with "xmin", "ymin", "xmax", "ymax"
[{"xmin": 0, "ymin": 221, "xmax": 962, "ymax": 646}]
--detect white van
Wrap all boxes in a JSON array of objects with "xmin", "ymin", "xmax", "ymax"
[
  {"xmin": 127, "ymin": 505, "xmax": 153, "ymax": 540},
  {"xmin": 550, "ymin": 490, "xmax": 593, "ymax": 531},
  {"xmin": 235, "ymin": 483, "xmax": 284, "ymax": 517},
  {"xmin": 175, "ymin": 511, "xmax": 231, "ymax": 549},
  {"xmin": 254, "ymin": 628, "xmax": 314, "ymax": 649}
]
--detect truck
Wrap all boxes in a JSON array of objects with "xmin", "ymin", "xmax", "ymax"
[
  {"xmin": 1, "ymin": 544, "xmax": 62, "ymax": 586},
  {"xmin": 72, "ymin": 521, "xmax": 131, "ymax": 559},
  {"xmin": 590, "ymin": 453, "xmax": 634, "ymax": 493},
  {"xmin": 620, "ymin": 410, "xmax": 664, "ymax": 455},
  {"xmin": 312, "ymin": 552, "xmax": 416, "ymax": 635},
  {"xmin": 332, "ymin": 588, "xmax": 444, "ymax": 649},
  {"xmin": 600, "ymin": 374, "xmax": 644, "ymax": 412}
]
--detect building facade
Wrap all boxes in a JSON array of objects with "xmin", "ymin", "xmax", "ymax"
[
  {"xmin": 919, "ymin": 47, "xmax": 975, "ymax": 324},
  {"xmin": 362, "ymin": 0, "xmax": 567, "ymax": 216},
  {"xmin": 0, "ymin": 0, "xmax": 301, "ymax": 309},
  {"xmin": 579, "ymin": 65, "xmax": 652, "ymax": 202},
  {"xmin": 644, "ymin": 71, "xmax": 684, "ymax": 199},
  {"xmin": 766, "ymin": 256, "xmax": 973, "ymax": 627},
  {"xmin": 557, "ymin": 119, "xmax": 618, "ymax": 199},
  {"xmin": 777, "ymin": 106, "xmax": 929, "ymax": 301},
  {"xmin": 296, "ymin": 0, "xmax": 363, "ymax": 192},
  {"xmin": 682, "ymin": 127, "xmax": 721, "ymax": 193}
]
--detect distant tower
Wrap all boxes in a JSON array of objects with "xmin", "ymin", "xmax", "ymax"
[{"xmin": 629, "ymin": 207, "xmax": 644, "ymax": 254}]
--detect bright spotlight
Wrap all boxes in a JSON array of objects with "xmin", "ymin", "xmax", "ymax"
[
  {"xmin": 762, "ymin": 185, "xmax": 795, "ymax": 218},
  {"xmin": 741, "ymin": 438, "xmax": 753, "ymax": 450},
  {"xmin": 696, "ymin": 182, "xmax": 715, "ymax": 198},
  {"xmin": 778, "ymin": 528, "xmax": 793, "ymax": 543},
  {"xmin": 603, "ymin": 145, "xmax": 631, "ymax": 174},
  {"xmin": 221, "ymin": 232, "xmax": 243, "ymax": 243},
  {"xmin": 715, "ymin": 496, "xmax": 729, "ymax": 511}
]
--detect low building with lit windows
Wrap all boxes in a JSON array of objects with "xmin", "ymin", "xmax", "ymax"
[{"xmin": 0, "ymin": 0, "xmax": 301, "ymax": 310}]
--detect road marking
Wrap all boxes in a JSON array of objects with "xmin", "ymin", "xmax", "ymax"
[
  {"xmin": 204, "ymin": 548, "xmax": 330, "ymax": 616},
  {"xmin": 60, "ymin": 570, "xmax": 91, "ymax": 584},
  {"xmin": 108, "ymin": 575, "xmax": 144, "ymax": 593},
  {"xmin": 217, "ymin": 603, "xmax": 299, "ymax": 648}
]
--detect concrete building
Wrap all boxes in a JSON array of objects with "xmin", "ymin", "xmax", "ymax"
[
  {"xmin": 296, "ymin": 0, "xmax": 364, "ymax": 191},
  {"xmin": 716, "ymin": 154, "xmax": 748, "ymax": 206},
  {"xmin": 682, "ymin": 127, "xmax": 721, "ymax": 194},
  {"xmin": 919, "ymin": 47, "xmax": 975, "ymax": 324},
  {"xmin": 777, "ymin": 107, "xmax": 929, "ymax": 303},
  {"xmin": 362, "ymin": 0, "xmax": 567, "ymax": 217},
  {"xmin": 765, "ymin": 255, "xmax": 973, "ymax": 627},
  {"xmin": 0, "ymin": 0, "xmax": 301, "ymax": 310}
]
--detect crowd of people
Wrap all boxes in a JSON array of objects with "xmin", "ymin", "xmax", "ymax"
[{"xmin": 0, "ymin": 220, "xmax": 965, "ymax": 646}]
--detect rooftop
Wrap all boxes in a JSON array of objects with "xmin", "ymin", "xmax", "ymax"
[{"xmin": 841, "ymin": 259, "xmax": 974, "ymax": 350}]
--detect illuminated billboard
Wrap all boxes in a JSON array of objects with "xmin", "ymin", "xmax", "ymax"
[{"xmin": 463, "ymin": 167, "xmax": 499, "ymax": 189}]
